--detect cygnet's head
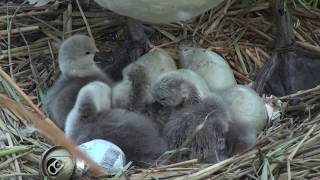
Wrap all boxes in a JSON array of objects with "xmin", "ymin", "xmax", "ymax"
[
  {"xmin": 152, "ymin": 75, "xmax": 195, "ymax": 107},
  {"xmin": 75, "ymin": 81, "xmax": 112, "ymax": 112},
  {"xmin": 178, "ymin": 46, "xmax": 196, "ymax": 61},
  {"xmin": 65, "ymin": 81, "xmax": 111, "ymax": 137},
  {"xmin": 58, "ymin": 35, "xmax": 99, "ymax": 77}
]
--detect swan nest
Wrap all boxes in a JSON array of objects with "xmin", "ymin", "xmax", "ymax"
[{"xmin": 0, "ymin": 0, "xmax": 320, "ymax": 179}]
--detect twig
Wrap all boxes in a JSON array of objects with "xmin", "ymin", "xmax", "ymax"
[
  {"xmin": 5, "ymin": 133, "xmax": 23, "ymax": 180},
  {"xmin": 156, "ymin": 159, "xmax": 198, "ymax": 170},
  {"xmin": 0, "ymin": 150, "xmax": 34, "ymax": 169},
  {"xmin": 75, "ymin": 0, "xmax": 93, "ymax": 38},
  {"xmin": 0, "ymin": 68, "xmax": 104, "ymax": 176},
  {"xmin": 288, "ymin": 124, "xmax": 316, "ymax": 161},
  {"xmin": 176, "ymin": 157, "xmax": 236, "ymax": 180},
  {"xmin": 280, "ymin": 85, "xmax": 320, "ymax": 100},
  {"xmin": 0, "ymin": 10, "xmax": 58, "ymax": 20},
  {"xmin": 297, "ymin": 41, "xmax": 320, "ymax": 54},
  {"xmin": 0, "ymin": 26, "xmax": 39, "ymax": 35}
]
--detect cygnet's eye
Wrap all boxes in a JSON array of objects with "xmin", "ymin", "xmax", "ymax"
[
  {"xmin": 159, "ymin": 98, "xmax": 166, "ymax": 102},
  {"xmin": 161, "ymin": 79, "xmax": 169, "ymax": 83},
  {"xmin": 85, "ymin": 51, "xmax": 90, "ymax": 55}
]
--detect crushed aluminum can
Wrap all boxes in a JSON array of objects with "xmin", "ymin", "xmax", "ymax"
[
  {"xmin": 40, "ymin": 146, "xmax": 84, "ymax": 180},
  {"xmin": 40, "ymin": 140, "xmax": 126, "ymax": 179}
]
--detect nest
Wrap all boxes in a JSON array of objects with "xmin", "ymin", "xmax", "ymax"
[{"xmin": 0, "ymin": 0, "xmax": 320, "ymax": 179}]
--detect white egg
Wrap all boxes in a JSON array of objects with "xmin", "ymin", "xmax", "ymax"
[
  {"xmin": 94, "ymin": 0, "xmax": 224, "ymax": 23},
  {"xmin": 112, "ymin": 49, "xmax": 177, "ymax": 107},
  {"xmin": 220, "ymin": 85, "xmax": 268, "ymax": 132},
  {"xmin": 123, "ymin": 49, "xmax": 177, "ymax": 83},
  {"xmin": 179, "ymin": 47, "xmax": 237, "ymax": 92}
]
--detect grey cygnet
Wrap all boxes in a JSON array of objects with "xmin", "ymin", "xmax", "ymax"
[
  {"xmin": 43, "ymin": 35, "xmax": 112, "ymax": 130},
  {"xmin": 164, "ymin": 94, "xmax": 256, "ymax": 163},
  {"xmin": 151, "ymin": 69, "xmax": 211, "ymax": 108},
  {"xmin": 154, "ymin": 75, "xmax": 256, "ymax": 163},
  {"xmin": 65, "ymin": 81, "xmax": 168, "ymax": 167},
  {"xmin": 111, "ymin": 64, "xmax": 148, "ymax": 111},
  {"xmin": 114, "ymin": 64, "xmax": 173, "ymax": 131}
]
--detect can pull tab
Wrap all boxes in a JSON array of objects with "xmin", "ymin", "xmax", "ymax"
[
  {"xmin": 47, "ymin": 158, "xmax": 64, "ymax": 176},
  {"xmin": 40, "ymin": 146, "xmax": 78, "ymax": 180}
]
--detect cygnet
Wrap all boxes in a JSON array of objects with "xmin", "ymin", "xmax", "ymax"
[
  {"xmin": 43, "ymin": 35, "xmax": 112, "ymax": 130},
  {"xmin": 163, "ymin": 93, "xmax": 256, "ymax": 163},
  {"xmin": 110, "ymin": 63, "xmax": 173, "ymax": 131},
  {"xmin": 153, "ymin": 75, "xmax": 256, "ymax": 162},
  {"xmin": 151, "ymin": 69, "xmax": 211, "ymax": 107},
  {"xmin": 65, "ymin": 81, "xmax": 168, "ymax": 167},
  {"xmin": 178, "ymin": 48, "xmax": 267, "ymax": 132}
]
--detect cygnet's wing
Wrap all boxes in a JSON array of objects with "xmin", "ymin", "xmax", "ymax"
[
  {"xmin": 126, "ymin": 64, "xmax": 148, "ymax": 111},
  {"xmin": 141, "ymin": 102, "xmax": 172, "ymax": 132},
  {"xmin": 43, "ymin": 75, "xmax": 111, "ymax": 130},
  {"xmin": 226, "ymin": 120, "xmax": 257, "ymax": 156},
  {"xmin": 164, "ymin": 96, "xmax": 232, "ymax": 162},
  {"xmin": 43, "ymin": 76, "xmax": 79, "ymax": 129},
  {"xmin": 73, "ymin": 109, "xmax": 168, "ymax": 167}
]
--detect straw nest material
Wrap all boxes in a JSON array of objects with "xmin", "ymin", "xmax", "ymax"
[{"xmin": 0, "ymin": 0, "xmax": 320, "ymax": 179}]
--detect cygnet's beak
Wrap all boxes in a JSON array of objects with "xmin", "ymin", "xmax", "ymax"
[
  {"xmin": 178, "ymin": 46, "xmax": 193, "ymax": 60},
  {"xmin": 94, "ymin": 51, "xmax": 114, "ymax": 68}
]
